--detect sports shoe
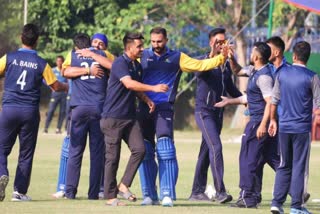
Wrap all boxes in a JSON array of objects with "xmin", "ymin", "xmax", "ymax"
[
  {"xmin": 43, "ymin": 129, "xmax": 48, "ymax": 133},
  {"xmin": 304, "ymin": 193, "xmax": 311, "ymax": 203},
  {"xmin": 188, "ymin": 193, "xmax": 212, "ymax": 202},
  {"xmin": 11, "ymin": 191, "xmax": 32, "ymax": 202},
  {"xmin": 162, "ymin": 196, "xmax": 173, "ymax": 207},
  {"xmin": 0, "ymin": 175, "xmax": 9, "ymax": 201},
  {"xmin": 98, "ymin": 191, "xmax": 104, "ymax": 199},
  {"xmin": 55, "ymin": 129, "xmax": 62, "ymax": 134},
  {"xmin": 52, "ymin": 191, "xmax": 65, "ymax": 199},
  {"xmin": 205, "ymin": 184, "xmax": 215, "ymax": 200},
  {"xmin": 271, "ymin": 206, "xmax": 284, "ymax": 214},
  {"xmin": 230, "ymin": 198, "xmax": 257, "ymax": 208},
  {"xmin": 215, "ymin": 192, "xmax": 233, "ymax": 203},
  {"xmin": 141, "ymin": 196, "xmax": 160, "ymax": 206},
  {"xmin": 290, "ymin": 207, "xmax": 312, "ymax": 214}
]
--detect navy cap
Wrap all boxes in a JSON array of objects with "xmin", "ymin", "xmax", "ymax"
[{"xmin": 92, "ymin": 33, "xmax": 108, "ymax": 46}]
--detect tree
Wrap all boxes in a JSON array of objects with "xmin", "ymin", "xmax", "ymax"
[
  {"xmin": 272, "ymin": 0, "xmax": 309, "ymax": 51},
  {"xmin": 0, "ymin": 0, "xmax": 23, "ymax": 56}
]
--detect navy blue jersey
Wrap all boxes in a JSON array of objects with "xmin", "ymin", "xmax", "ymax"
[
  {"xmin": 247, "ymin": 65, "xmax": 274, "ymax": 122},
  {"xmin": 277, "ymin": 65, "xmax": 317, "ymax": 133},
  {"xmin": 195, "ymin": 55, "xmax": 242, "ymax": 114},
  {"xmin": 140, "ymin": 48, "xmax": 181, "ymax": 104},
  {"xmin": 0, "ymin": 48, "xmax": 57, "ymax": 107},
  {"xmin": 140, "ymin": 47, "xmax": 226, "ymax": 105},
  {"xmin": 69, "ymin": 49, "xmax": 108, "ymax": 108},
  {"xmin": 70, "ymin": 50, "xmax": 108, "ymax": 107},
  {"xmin": 102, "ymin": 53, "xmax": 142, "ymax": 119}
]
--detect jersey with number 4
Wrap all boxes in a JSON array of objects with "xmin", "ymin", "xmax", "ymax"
[
  {"xmin": 67, "ymin": 49, "xmax": 108, "ymax": 107},
  {"xmin": 0, "ymin": 48, "xmax": 57, "ymax": 107}
]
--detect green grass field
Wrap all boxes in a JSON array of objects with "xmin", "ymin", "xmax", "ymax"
[{"xmin": 2, "ymin": 126, "xmax": 320, "ymax": 214}]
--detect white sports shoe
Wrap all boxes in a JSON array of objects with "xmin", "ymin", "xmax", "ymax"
[
  {"xmin": 98, "ymin": 191, "xmax": 104, "ymax": 199},
  {"xmin": 52, "ymin": 191, "xmax": 65, "ymax": 199},
  {"xmin": 141, "ymin": 196, "xmax": 160, "ymax": 206},
  {"xmin": 11, "ymin": 191, "xmax": 32, "ymax": 202},
  {"xmin": 205, "ymin": 184, "xmax": 216, "ymax": 200},
  {"xmin": 271, "ymin": 206, "xmax": 284, "ymax": 214},
  {"xmin": 162, "ymin": 196, "xmax": 173, "ymax": 207}
]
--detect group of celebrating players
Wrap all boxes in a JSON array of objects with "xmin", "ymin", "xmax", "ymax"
[{"xmin": 0, "ymin": 23, "xmax": 319, "ymax": 214}]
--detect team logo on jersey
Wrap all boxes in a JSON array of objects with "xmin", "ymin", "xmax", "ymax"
[
  {"xmin": 165, "ymin": 58, "xmax": 171, "ymax": 63},
  {"xmin": 147, "ymin": 58, "xmax": 153, "ymax": 62}
]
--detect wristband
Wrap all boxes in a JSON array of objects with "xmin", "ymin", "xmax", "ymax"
[{"xmin": 86, "ymin": 67, "xmax": 90, "ymax": 75}]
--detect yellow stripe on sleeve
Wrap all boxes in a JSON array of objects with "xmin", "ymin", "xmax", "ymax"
[
  {"xmin": 62, "ymin": 51, "xmax": 72, "ymax": 69},
  {"xmin": 0, "ymin": 55, "xmax": 7, "ymax": 76},
  {"xmin": 104, "ymin": 50, "xmax": 115, "ymax": 61},
  {"xmin": 179, "ymin": 52, "xmax": 226, "ymax": 72},
  {"xmin": 43, "ymin": 64, "xmax": 57, "ymax": 85}
]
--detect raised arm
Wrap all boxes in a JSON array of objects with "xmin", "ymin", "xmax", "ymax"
[
  {"xmin": 179, "ymin": 52, "xmax": 226, "ymax": 73},
  {"xmin": 228, "ymin": 48, "xmax": 251, "ymax": 76}
]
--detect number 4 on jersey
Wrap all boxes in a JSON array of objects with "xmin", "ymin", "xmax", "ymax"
[{"xmin": 17, "ymin": 70, "xmax": 27, "ymax": 90}]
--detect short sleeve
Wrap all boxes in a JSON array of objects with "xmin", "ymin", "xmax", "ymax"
[
  {"xmin": 0, "ymin": 54, "xmax": 7, "ymax": 76},
  {"xmin": 111, "ymin": 59, "xmax": 131, "ymax": 81},
  {"xmin": 62, "ymin": 51, "xmax": 72, "ymax": 69},
  {"xmin": 42, "ymin": 64, "xmax": 58, "ymax": 85}
]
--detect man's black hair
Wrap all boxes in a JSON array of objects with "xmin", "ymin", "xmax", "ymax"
[
  {"xmin": 293, "ymin": 41, "xmax": 311, "ymax": 64},
  {"xmin": 253, "ymin": 42, "xmax": 271, "ymax": 64},
  {"xmin": 266, "ymin": 36, "xmax": 285, "ymax": 53},
  {"xmin": 21, "ymin": 23, "xmax": 40, "ymax": 47},
  {"xmin": 73, "ymin": 33, "xmax": 91, "ymax": 49}
]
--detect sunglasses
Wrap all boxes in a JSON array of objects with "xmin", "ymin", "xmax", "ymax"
[{"xmin": 216, "ymin": 39, "xmax": 228, "ymax": 45}]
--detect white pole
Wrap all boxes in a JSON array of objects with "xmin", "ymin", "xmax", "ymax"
[
  {"xmin": 251, "ymin": 0, "xmax": 256, "ymax": 29},
  {"xmin": 24, "ymin": 0, "xmax": 28, "ymax": 25}
]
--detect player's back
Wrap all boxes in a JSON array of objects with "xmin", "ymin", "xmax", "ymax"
[
  {"xmin": 278, "ymin": 65, "xmax": 315, "ymax": 133},
  {"xmin": 2, "ymin": 48, "xmax": 48, "ymax": 107},
  {"xmin": 70, "ymin": 49, "xmax": 108, "ymax": 108}
]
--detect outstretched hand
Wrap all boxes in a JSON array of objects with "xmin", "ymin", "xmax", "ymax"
[{"xmin": 214, "ymin": 96, "xmax": 229, "ymax": 108}]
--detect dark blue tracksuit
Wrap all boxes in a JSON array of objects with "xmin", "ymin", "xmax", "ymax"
[
  {"xmin": 191, "ymin": 58, "xmax": 242, "ymax": 195},
  {"xmin": 272, "ymin": 64, "xmax": 320, "ymax": 210},
  {"xmin": 255, "ymin": 60, "xmax": 289, "ymax": 201},
  {"xmin": 65, "ymin": 49, "xmax": 108, "ymax": 199},
  {"xmin": 0, "ymin": 48, "xmax": 56, "ymax": 194},
  {"xmin": 239, "ymin": 65, "xmax": 278, "ymax": 206}
]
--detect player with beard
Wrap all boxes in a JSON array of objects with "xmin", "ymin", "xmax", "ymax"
[
  {"xmin": 137, "ymin": 27, "xmax": 230, "ymax": 207},
  {"xmin": 215, "ymin": 42, "xmax": 275, "ymax": 208}
]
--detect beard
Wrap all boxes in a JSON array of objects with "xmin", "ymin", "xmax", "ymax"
[
  {"xmin": 249, "ymin": 59, "xmax": 254, "ymax": 66},
  {"xmin": 152, "ymin": 46, "xmax": 165, "ymax": 54}
]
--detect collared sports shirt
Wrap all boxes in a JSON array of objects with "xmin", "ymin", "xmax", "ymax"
[
  {"xmin": 140, "ymin": 47, "xmax": 226, "ymax": 104},
  {"xmin": 0, "ymin": 48, "xmax": 57, "ymax": 107}
]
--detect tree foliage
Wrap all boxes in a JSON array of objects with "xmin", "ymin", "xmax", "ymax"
[
  {"xmin": 0, "ymin": 0, "xmax": 23, "ymax": 56},
  {"xmin": 271, "ymin": 0, "xmax": 309, "ymax": 51}
]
